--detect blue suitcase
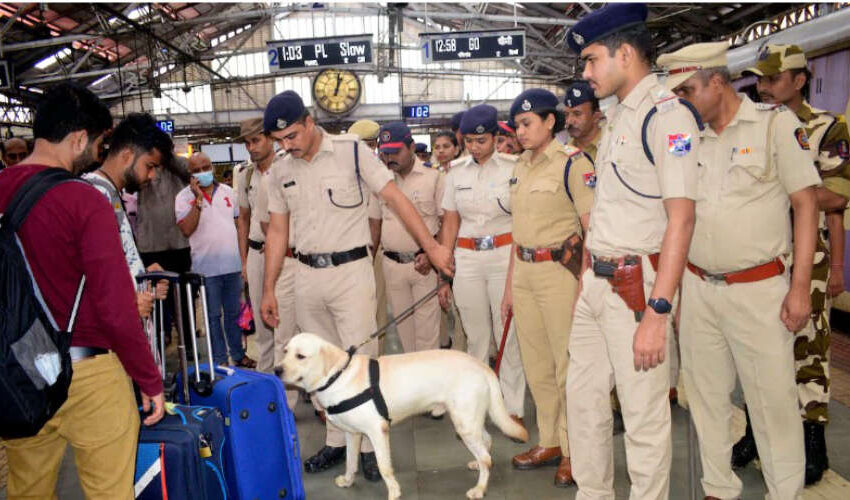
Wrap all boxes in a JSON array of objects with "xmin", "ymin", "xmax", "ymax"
[
  {"xmin": 180, "ymin": 365, "xmax": 305, "ymax": 500},
  {"xmin": 134, "ymin": 404, "xmax": 228, "ymax": 500}
]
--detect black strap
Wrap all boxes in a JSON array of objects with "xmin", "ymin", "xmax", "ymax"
[
  {"xmin": 247, "ymin": 238, "xmax": 265, "ymax": 251},
  {"xmin": 563, "ymin": 151, "xmax": 595, "ymax": 203},
  {"xmin": 640, "ymin": 97, "xmax": 705, "ymax": 166},
  {"xmin": 315, "ymin": 346, "xmax": 356, "ymax": 393},
  {"xmin": 324, "ymin": 358, "xmax": 391, "ymax": 423},
  {"xmin": 1, "ymin": 168, "xmax": 76, "ymax": 232}
]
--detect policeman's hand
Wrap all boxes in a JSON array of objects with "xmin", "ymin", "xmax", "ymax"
[
  {"xmin": 189, "ymin": 176, "xmax": 203, "ymax": 199},
  {"xmin": 827, "ymin": 271, "xmax": 844, "ymax": 298},
  {"xmin": 426, "ymin": 243, "xmax": 455, "ymax": 278},
  {"xmin": 781, "ymin": 286, "xmax": 811, "ymax": 332},
  {"xmin": 261, "ymin": 289, "xmax": 280, "ymax": 328},
  {"xmin": 137, "ymin": 290, "xmax": 155, "ymax": 319},
  {"xmin": 241, "ymin": 264, "xmax": 249, "ymax": 284},
  {"xmin": 414, "ymin": 253, "xmax": 431, "ymax": 276},
  {"xmin": 633, "ymin": 311, "xmax": 666, "ymax": 371},
  {"xmin": 141, "ymin": 391, "xmax": 165, "ymax": 426},
  {"xmin": 438, "ymin": 281, "xmax": 453, "ymax": 310},
  {"xmin": 500, "ymin": 285, "xmax": 513, "ymax": 325}
]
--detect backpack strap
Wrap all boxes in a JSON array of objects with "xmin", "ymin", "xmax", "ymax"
[
  {"xmin": 640, "ymin": 97, "xmax": 704, "ymax": 166},
  {"xmin": 2, "ymin": 168, "xmax": 76, "ymax": 232}
]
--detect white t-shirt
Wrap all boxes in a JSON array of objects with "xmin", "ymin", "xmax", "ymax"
[{"xmin": 175, "ymin": 183, "xmax": 241, "ymax": 277}]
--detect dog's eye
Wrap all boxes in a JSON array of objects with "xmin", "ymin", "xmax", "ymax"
[{"xmin": 296, "ymin": 354, "xmax": 306, "ymax": 360}]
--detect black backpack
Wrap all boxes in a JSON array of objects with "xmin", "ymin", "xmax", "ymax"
[{"xmin": 0, "ymin": 168, "xmax": 86, "ymax": 439}]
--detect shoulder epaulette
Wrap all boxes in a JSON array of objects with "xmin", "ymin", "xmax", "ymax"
[
  {"xmin": 563, "ymin": 144, "xmax": 583, "ymax": 158},
  {"xmin": 755, "ymin": 103, "xmax": 784, "ymax": 112},
  {"xmin": 450, "ymin": 156, "xmax": 471, "ymax": 169},
  {"xmin": 495, "ymin": 152, "xmax": 518, "ymax": 163}
]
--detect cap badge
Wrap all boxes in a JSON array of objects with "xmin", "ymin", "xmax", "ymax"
[
  {"xmin": 572, "ymin": 31, "xmax": 585, "ymax": 46},
  {"xmin": 380, "ymin": 130, "xmax": 392, "ymax": 143},
  {"xmin": 521, "ymin": 99, "xmax": 532, "ymax": 111},
  {"xmin": 276, "ymin": 118, "xmax": 288, "ymax": 129},
  {"xmin": 475, "ymin": 124, "xmax": 485, "ymax": 134},
  {"xmin": 572, "ymin": 88, "xmax": 582, "ymax": 97}
]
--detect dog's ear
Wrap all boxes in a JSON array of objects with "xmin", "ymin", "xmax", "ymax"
[{"xmin": 318, "ymin": 343, "xmax": 335, "ymax": 375}]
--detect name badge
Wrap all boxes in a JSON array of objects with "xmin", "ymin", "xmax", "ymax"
[{"xmin": 283, "ymin": 180, "xmax": 296, "ymax": 188}]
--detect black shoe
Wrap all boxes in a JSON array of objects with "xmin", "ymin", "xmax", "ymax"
[
  {"xmin": 440, "ymin": 337, "xmax": 453, "ymax": 349},
  {"xmin": 612, "ymin": 410, "xmax": 625, "ymax": 436},
  {"xmin": 304, "ymin": 446, "xmax": 346, "ymax": 473},
  {"xmin": 361, "ymin": 452, "xmax": 381, "ymax": 482},
  {"xmin": 804, "ymin": 421, "xmax": 828, "ymax": 486},
  {"xmin": 731, "ymin": 406, "xmax": 758, "ymax": 469}
]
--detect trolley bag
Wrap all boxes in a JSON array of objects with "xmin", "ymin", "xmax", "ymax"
[
  {"xmin": 134, "ymin": 272, "xmax": 228, "ymax": 500},
  {"xmin": 176, "ymin": 273, "xmax": 305, "ymax": 500}
]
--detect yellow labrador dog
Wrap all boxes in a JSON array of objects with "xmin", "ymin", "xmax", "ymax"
[{"xmin": 280, "ymin": 333, "xmax": 528, "ymax": 499}]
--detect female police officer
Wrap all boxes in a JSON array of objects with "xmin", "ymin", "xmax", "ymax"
[
  {"xmin": 501, "ymin": 88, "xmax": 595, "ymax": 487},
  {"xmin": 440, "ymin": 104, "xmax": 527, "ymax": 422}
]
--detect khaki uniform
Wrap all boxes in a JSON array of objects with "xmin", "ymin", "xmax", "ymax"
[
  {"xmin": 443, "ymin": 152, "xmax": 527, "ymax": 416},
  {"xmin": 267, "ymin": 129, "xmax": 393, "ymax": 450},
  {"xmin": 567, "ymin": 74, "xmax": 700, "ymax": 500},
  {"xmin": 680, "ymin": 96, "xmax": 820, "ymax": 500},
  {"xmin": 794, "ymin": 102, "xmax": 850, "ymax": 424},
  {"xmin": 368, "ymin": 160, "xmax": 444, "ymax": 353},
  {"xmin": 511, "ymin": 138, "xmax": 594, "ymax": 454},
  {"xmin": 567, "ymin": 131, "xmax": 601, "ymax": 163}
]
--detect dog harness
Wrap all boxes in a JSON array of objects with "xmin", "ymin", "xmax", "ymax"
[{"xmin": 314, "ymin": 347, "xmax": 392, "ymax": 423}]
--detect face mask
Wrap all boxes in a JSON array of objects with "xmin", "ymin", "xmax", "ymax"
[{"xmin": 194, "ymin": 171, "xmax": 214, "ymax": 187}]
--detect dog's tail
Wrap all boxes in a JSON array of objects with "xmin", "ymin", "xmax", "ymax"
[{"xmin": 486, "ymin": 371, "xmax": 529, "ymax": 442}]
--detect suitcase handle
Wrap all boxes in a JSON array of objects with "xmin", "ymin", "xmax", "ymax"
[
  {"xmin": 181, "ymin": 272, "xmax": 206, "ymax": 287},
  {"xmin": 135, "ymin": 270, "xmax": 180, "ymax": 283}
]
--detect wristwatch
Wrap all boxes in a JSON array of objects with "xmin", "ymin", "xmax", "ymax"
[{"xmin": 647, "ymin": 297, "xmax": 672, "ymax": 314}]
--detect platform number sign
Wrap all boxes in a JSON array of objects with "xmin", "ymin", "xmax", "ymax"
[{"xmin": 420, "ymin": 29, "xmax": 526, "ymax": 64}]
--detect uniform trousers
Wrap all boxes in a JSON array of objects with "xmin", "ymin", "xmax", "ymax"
[
  {"xmin": 680, "ymin": 270, "xmax": 804, "ymax": 500},
  {"xmin": 381, "ymin": 255, "xmax": 441, "ymax": 352},
  {"xmin": 454, "ymin": 246, "xmax": 526, "ymax": 416},
  {"xmin": 567, "ymin": 255, "xmax": 671, "ymax": 500},
  {"xmin": 247, "ymin": 247, "xmax": 299, "ymax": 409},
  {"xmin": 295, "ymin": 257, "xmax": 378, "ymax": 452},
  {"xmin": 5, "ymin": 353, "xmax": 139, "ymax": 500},
  {"xmin": 512, "ymin": 258, "xmax": 574, "ymax": 454}
]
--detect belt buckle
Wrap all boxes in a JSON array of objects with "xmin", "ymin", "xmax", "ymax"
[
  {"xmin": 520, "ymin": 247, "xmax": 535, "ymax": 262},
  {"xmin": 314, "ymin": 254, "xmax": 332, "ymax": 268},
  {"xmin": 475, "ymin": 235, "xmax": 495, "ymax": 251},
  {"xmin": 703, "ymin": 272, "xmax": 726, "ymax": 282},
  {"xmin": 400, "ymin": 252, "xmax": 417, "ymax": 263}
]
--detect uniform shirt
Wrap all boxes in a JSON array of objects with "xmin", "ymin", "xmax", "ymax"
[
  {"xmin": 236, "ymin": 161, "xmax": 274, "ymax": 243},
  {"xmin": 587, "ymin": 73, "xmax": 701, "ymax": 258},
  {"xmin": 0, "ymin": 165, "xmax": 162, "ymax": 396},
  {"xmin": 266, "ymin": 129, "xmax": 393, "ymax": 254},
  {"xmin": 368, "ymin": 159, "xmax": 444, "ymax": 252},
  {"xmin": 568, "ymin": 129, "xmax": 602, "ymax": 163},
  {"xmin": 797, "ymin": 101, "xmax": 850, "ymax": 200},
  {"xmin": 258, "ymin": 155, "xmax": 297, "ymax": 248},
  {"xmin": 689, "ymin": 95, "xmax": 822, "ymax": 274},
  {"xmin": 83, "ymin": 172, "xmax": 145, "ymax": 278},
  {"xmin": 442, "ymin": 152, "xmax": 514, "ymax": 239},
  {"xmin": 511, "ymin": 138, "xmax": 595, "ymax": 249},
  {"xmin": 175, "ymin": 183, "xmax": 241, "ymax": 277}
]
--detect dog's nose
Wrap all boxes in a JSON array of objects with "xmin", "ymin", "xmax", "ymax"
[{"xmin": 274, "ymin": 366, "xmax": 284, "ymax": 378}]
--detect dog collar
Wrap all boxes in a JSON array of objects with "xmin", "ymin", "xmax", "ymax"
[{"xmin": 314, "ymin": 346, "xmax": 357, "ymax": 393}]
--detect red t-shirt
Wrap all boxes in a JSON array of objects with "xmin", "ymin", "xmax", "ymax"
[{"xmin": 0, "ymin": 164, "xmax": 162, "ymax": 396}]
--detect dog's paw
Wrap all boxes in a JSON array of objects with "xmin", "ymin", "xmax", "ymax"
[
  {"xmin": 467, "ymin": 460, "xmax": 479, "ymax": 471},
  {"xmin": 334, "ymin": 474, "xmax": 355, "ymax": 488},
  {"xmin": 466, "ymin": 486, "xmax": 486, "ymax": 499}
]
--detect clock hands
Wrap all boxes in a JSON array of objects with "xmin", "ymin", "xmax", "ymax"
[{"xmin": 334, "ymin": 72, "xmax": 342, "ymax": 96}]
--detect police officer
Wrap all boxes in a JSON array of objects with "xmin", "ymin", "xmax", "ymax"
[
  {"xmin": 348, "ymin": 119, "xmax": 380, "ymax": 153},
  {"xmin": 659, "ymin": 41, "xmax": 820, "ymax": 500},
  {"xmin": 733, "ymin": 45, "xmax": 850, "ymax": 483},
  {"xmin": 564, "ymin": 5, "xmax": 701, "ymax": 498},
  {"xmin": 501, "ymin": 88, "xmax": 595, "ymax": 487},
  {"xmin": 414, "ymin": 142, "xmax": 432, "ymax": 164},
  {"xmin": 259, "ymin": 91, "xmax": 454, "ymax": 480},
  {"xmin": 369, "ymin": 122, "xmax": 444, "ymax": 353},
  {"xmin": 440, "ymin": 104, "xmax": 527, "ymax": 422},
  {"xmin": 452, "ymin": 111, "xmax": 469, "ymax": 158},
  {"xmin": 564, "ymin": 80, "xmax": 603, "ymax": 162},
  {"xmin": 496, "ymin": 120, "xmax": 523, "ymax": 155}
]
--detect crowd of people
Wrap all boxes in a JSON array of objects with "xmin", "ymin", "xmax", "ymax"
[{"xmin": 2, "ymin": 2, "xmax": 849, "ymax": 498}]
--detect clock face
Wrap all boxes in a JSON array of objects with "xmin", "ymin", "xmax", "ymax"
[{"xmin": 312, "ymin": 69, "xmax": 361, "ymax": 115}]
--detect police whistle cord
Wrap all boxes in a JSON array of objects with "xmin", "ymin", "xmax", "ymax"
[{"xmin": 353, "ymin": 272, "xmax": 452, "ymax": 351}]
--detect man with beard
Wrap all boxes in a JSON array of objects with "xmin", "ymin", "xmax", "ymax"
[
  {"xmin": 564, "ymin": 80, "xmax": 603, "ymax": 162},
  {"xmin": 369, "ymin": 122, "xmax": 445, "ymax": 354},
  {"xmin": 83, "ymin": 113, "xmax": 173, "ymax": 318},
  {"xmin": 0, "ymin": 83, "xmax": 165, "ymax": 498}
]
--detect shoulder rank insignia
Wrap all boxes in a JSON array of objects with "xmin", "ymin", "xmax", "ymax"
[
  {"xmin": 755, "ymin": 102, "xmax": 783, "ymax": 111},
  {"xmin": 564, "ymin": 144, "xmax": 583, "ymax": 158}
]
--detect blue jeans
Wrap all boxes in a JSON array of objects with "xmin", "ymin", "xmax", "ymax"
[{"xmin": 204, "ymin": 272, "xmax": 245, "ymax": 365}]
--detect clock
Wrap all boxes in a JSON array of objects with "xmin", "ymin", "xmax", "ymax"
[{"xmin": 312, "ymin": 68, "xmax": 362, "ymax": 115}]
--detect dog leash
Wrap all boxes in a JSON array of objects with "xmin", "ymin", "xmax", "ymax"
[{"xmin": 493, "ymin": 309, "xmax": 513, "ymax": 376}]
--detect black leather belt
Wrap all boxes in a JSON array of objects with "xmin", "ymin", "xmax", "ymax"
[
  {"xmin": 383, "ymin": 248, "xmax": 423, "ymax": 264},
  {"xmin": 297, "ymin": 246, "xmax": 368, "ymax": 268},
  {"xmin": 69, "ymin": 346, "xmax": 109, "ymax": 363},
  {"xmin": 248, "ymin": 239, "xmax": 265, "ymax": 251}
]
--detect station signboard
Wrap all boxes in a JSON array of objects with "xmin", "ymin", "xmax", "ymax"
[
  {"xmin": 267, "ymin": 34, "xmax": 373, "ymax": 72},
  {"xmin": 420, "ymin": 29, "xmax": 526, "ymax": 64}
]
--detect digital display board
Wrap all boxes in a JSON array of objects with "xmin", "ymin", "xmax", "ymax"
[
  {"xmin": 267, "ymin": 34, "xmax": 373, "ymax": 72},
  {"xmin": 420, "ymin": 29, "xmax": 526, "ymax": 63},
  {"xmin": 403, "ymin": 104, "xmax": 430, "ymax": 119},
  {"xmin": 156, "ymin": 120, "xmax": 174, "ymax": 134}
]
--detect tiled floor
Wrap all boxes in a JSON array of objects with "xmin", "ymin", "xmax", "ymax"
[{"xmin": 5, "ymin": 327, "xmax": 850, "ymax": 499}]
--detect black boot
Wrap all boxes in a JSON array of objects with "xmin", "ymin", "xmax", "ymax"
[
  {"xmin": 804, "ymin": 421, "xmax": 828, "ymax": 486},
  {"xmin": 731, "ymin": 406, "xmax": 758, "ymax": 469},
  {"xmin": 361, "ymin": 452, "xmax": 381, "ymax": 482},
  {"xmin": 304, "ymin": 445, "xmax": 346, "ymax": 473}
]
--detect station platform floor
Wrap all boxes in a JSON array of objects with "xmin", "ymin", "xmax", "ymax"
[{"xmin": 4, "ymin": 322, "xmax": 850, "ymax": 499}]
